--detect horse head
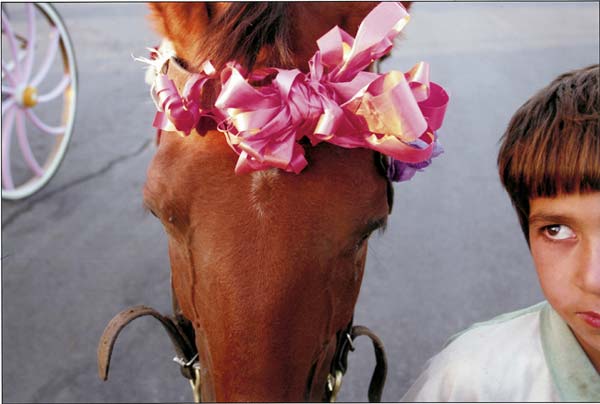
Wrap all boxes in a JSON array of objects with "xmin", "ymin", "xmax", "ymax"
[{"xmin": 140, "ymin": 2, "xmax": 446, "ymax": 401}]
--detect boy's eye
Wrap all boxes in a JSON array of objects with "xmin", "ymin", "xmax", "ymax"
[{"xmin": 542, "ymin": 224, "xmax": 576, "ymax": 240}]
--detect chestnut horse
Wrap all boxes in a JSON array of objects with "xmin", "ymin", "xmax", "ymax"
[
  {"xmin": 98, "ymin": 2, "xmax": 449, "ymax": 402},
  {"xmin": 146, "ymin": 4, "xmax": 403, "ymax": 402}
]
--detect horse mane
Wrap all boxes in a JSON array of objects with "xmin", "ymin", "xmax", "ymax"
[
  {"xmin": 150, "ymin": 3, "xmax": 299, "ymax": 107},
  {"xmin": 195, "ymin": 3, "xmax": 295, "ymax": 71},
  {"xmin": 149, "ymin": 2, "xmax": 415, "ymax": 70},
  {"xmin": 150, "ymin": 3, "xmax": 295, "ymax": 72}
]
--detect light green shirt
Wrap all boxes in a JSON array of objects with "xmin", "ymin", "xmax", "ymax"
[{"xmin": 401, "ymin": 301, "xmax": 600, "ymax": 402}]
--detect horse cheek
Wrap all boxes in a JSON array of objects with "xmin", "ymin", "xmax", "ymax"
[{"xmin": 167, "ymin": 237, "xmax": 197, "ymax": 323}]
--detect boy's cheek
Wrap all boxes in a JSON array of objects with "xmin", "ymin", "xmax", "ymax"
[
  {"xmin": 531, "ymin": 241, "xmax": 572, "ymax": 306},
  {"xmin": 530, "ymin": 239, "xmax": 557, "ymax": 277},
  {"xmin": 530, "ymin": 229, "xmax": 577, "ymax": 272}
]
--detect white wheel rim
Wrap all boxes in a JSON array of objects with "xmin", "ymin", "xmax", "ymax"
[{"xmin": 2, "ymin": 3, "xmax": 77, "ymax": 200}]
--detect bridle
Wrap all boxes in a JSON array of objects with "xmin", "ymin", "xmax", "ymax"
[
  {"xmin": 98, "ymin": 288, "xmax": 389, "ymax": 402},
  {"xmin": 97, "ymin": 291, "xmax": 202, "ymax": 400},
  {"xmin": 323, "ymin": 320, "xmax": 388, "ymax": 402}
]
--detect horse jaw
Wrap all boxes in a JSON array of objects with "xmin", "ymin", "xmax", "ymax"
[{"xmin": 144, "ymin": 131, "xmax": 389, "ymax": 401}]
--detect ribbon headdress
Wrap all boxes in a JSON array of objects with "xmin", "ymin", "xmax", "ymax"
[{"xmin": 146, "ymin": 2, "xmax": 449, "ymax": 182}]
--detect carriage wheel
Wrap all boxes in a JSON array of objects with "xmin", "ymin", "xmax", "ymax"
[{"xmin": 2, "ymin": 3, "xmax": 77, "ymax": 200}]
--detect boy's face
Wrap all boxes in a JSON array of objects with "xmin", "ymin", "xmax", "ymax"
[{"xmin": 529, "ymin": 191, "xmax": 600, "ymax": 369}]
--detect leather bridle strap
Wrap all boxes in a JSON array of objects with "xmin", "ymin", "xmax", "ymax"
[
  {"xmin": 351, "ymin": 325, "xmax": 388, "ymax": 402},
  {"xmin": 327, "ymin": 321, "xmax": 388, "ymax": 402},
  {"xmin": 97, "ymin": 304, "xmax": 201, "ymax": 400},
  {"xmin": 98, "ymin": 306, "xmax": 386, "ymax": 402}
]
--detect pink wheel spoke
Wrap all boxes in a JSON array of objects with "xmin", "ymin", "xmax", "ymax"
[
  {"xmin": 16, "ymin": 110, "xmax": 44, "ymax": 177},
  {"xmin": 1, "ymin": 9, "xmax": 23, "ymax": 82},
  {"xmin": 37, "ymin": 75, "xmax": 70, "ymax": 103},
  {"xmin": 2, "ymin": 108, "xmax": 17, "ymax": 190},
  {"xmin": 22, "ymin": 3, "xmax": 37, "ymax": 83},
  {"xmin": 2, "ymin": 98, "xmax": 15, "ymax": 115},
  {"xmin": 2, "ymin": 85, "xmax": 15, "ymax": 95},
  {"xmin": 31, "ymin": 28, "xmax": 59, "ymax": 87},
  {"xmin": 2, "ymin": 61, "xmax": 17, "ymax": 85},
  {"xmin": 25, "ymin": 108, "xmax": 65, "ymax": 135}
]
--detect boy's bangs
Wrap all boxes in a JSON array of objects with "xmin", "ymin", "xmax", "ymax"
[
  {"xmin": 500, "ymin": 65, "xmax": 600, "ymax": 207},
  {"xmin": 522, "ymin": 120, "xmax": 600, "ymax": 199}
]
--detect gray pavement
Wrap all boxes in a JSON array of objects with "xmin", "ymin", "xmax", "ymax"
[{"xmin": 1, "ymin": 2, "xmax": 598, "ymax": 403}]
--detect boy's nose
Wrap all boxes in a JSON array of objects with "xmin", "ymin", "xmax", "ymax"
[{"xmin": 580, "ymin": 239, "xmax": 600, "ymax": 294}]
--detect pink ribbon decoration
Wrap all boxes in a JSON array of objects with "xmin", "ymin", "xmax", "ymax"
[
  {"xmin": 149, "ymin": 2, "xmax": 449, "ymax": 180},
  {"xmin": 151, "ymin": 61, "xmax": 216, "ymax": 135}
]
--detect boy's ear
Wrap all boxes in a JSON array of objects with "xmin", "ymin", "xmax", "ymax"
[{"xmin": 147, "ymin": 3, "xmax": 217, "ymax": 63}]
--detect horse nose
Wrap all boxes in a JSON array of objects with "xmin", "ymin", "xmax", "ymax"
[{"xmin": 189, "ymin": 319, "xmax": 310, "ymax": 401}]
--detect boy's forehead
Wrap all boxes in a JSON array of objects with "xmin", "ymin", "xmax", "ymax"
[{"xmin": 529, "ymin": 192, "xmax": 600, "ymax": 224}]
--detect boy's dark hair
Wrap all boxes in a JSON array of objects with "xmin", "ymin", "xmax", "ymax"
[{"xmin": 498, "ymin": 64, "xmax": 600, "ymax": 244}]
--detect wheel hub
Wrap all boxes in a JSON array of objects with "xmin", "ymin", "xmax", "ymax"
[{"xmin": 18, "ymin": 85, "xmax": 38, "ymax": 108}]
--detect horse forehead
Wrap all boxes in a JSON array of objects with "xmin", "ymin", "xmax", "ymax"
[
  {"xmin": 147, "ymin": 132, "xmax": 388, "ymax": 238},
  {"xmin": 146, "ymin": 131, "xmax": 235, "ymax": 194},
  {"xmin": 249, "ymin": 170, "xmax": 281, "ymax": 218}
]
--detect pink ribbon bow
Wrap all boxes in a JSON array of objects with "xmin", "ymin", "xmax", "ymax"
[
  {"xmin": 151, "ymin": 2, "xmax": 449, "ymax": 180},
  {"xmin": 151, "ymin": 61, "xmax": 216, "ymax": 135}
]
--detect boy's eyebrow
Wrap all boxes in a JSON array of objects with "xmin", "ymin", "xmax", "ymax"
[{"xmin": 528, "ymin": 213, "xmax": 574, "ymax": 225}]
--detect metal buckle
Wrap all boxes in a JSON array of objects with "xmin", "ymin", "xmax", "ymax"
[
  {"xmin": 173, "ymin": 352, "xmax": 199, "ymax": 368},
  {"xmin": 173, "ymin": 353, "xmax": 202, "ymax": 402},
  {"xmin": 189, "ymin": 366, "xmax": 202, "ymax": 403},
  {"xmin": 346, "ymin": 333, "xmax": 355, "ymax": 352},
  {"xmin": 327, "ymin": 370, "xmax": 344, "ymax": 403}
]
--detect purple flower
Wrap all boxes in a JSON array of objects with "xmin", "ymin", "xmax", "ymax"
[{"xmin": 387, "ymin": 139, "xmax": 444, "ymax": 183}]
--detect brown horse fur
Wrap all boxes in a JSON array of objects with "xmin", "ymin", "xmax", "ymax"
[{"xmin": 144, "ymin": 2, "xmax": 408, "ymax": 401}]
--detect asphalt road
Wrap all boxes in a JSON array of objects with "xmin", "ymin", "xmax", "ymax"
[{"xmin": 1, "ymin": 3, "xmax": 598, "ymax": 402}]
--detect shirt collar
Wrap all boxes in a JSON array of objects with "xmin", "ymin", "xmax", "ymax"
[{"xmin": 541, "ymin": 302, "xmax": 600, "ymax": 401}]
